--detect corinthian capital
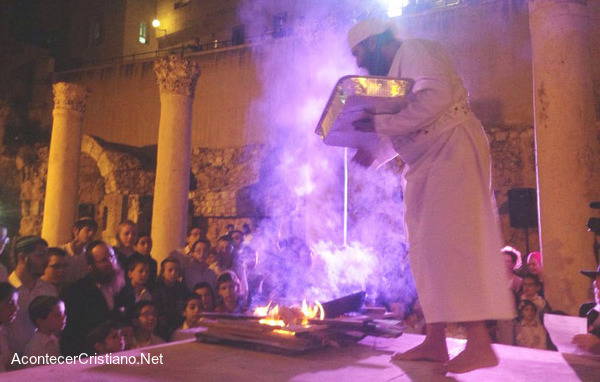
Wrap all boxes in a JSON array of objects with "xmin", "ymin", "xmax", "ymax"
[
  {"xmin": 154, "ymin": 55, "xmax": 200, "ymax": 97},
  {"xmin": 53, "ymin": 83, "xmax": 89, "ymax": 113}
]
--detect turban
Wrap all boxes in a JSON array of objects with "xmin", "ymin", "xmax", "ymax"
[{"xmin": 347, "ymin": 18, "xmax": 412, "ymax": 51}]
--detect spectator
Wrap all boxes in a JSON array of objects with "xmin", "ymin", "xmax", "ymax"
[
  {"xmin": 41, "ymin": 247, "xmax": 69, "ymax": 294},
  {"xmin": 60, "ymin": 241, "xmax": 126, "ymax": 356},
  {"xmin": 133, "ymin": 233, "xmax": 158, "ymax": 288},
  {"xmin": 215, "ymin": 271, "xmax": 245, "ymax": 314},
  {"xmin": 181, "ymin": 239, "xmax": 216, "ymax": 292},
  {"xmin": 120, "ymin": 319, "xmax": 135, "ymax": 351},
  {"xmin": 7, "ymin": 236, "xmax": 56, "ymax": 354},
  {"xmin": 515, "ymin": 299, "xmax": 547, "ymax": 350},
  {"xmin": 211, "ymin": 236, "xmax": 233, "ymax": 274},
  {"xmin": 0, "ymin": 283, "xmax": 18, "ymax": 372},
  {"xmin": 114, "ymin": 220, "xmax": 138, "ymax": 272},
  {"xmin": 520, "ymin": 274, "xmax": 549, "ymax": 318},
  {"xmin": 24, "ymin": 296, "xmax": 66, "ymax": 359},
  {"xmin": 501, "ymin": 246, "xmax": 522, "ymax": 294},
  {"xmin": 87, "ymin": 320, "xmax": 125, "ymax": 355},
  {"xmin": 193, "ymin": 282, "xmax": 216, "ymax": 312},
  {"xmin": 242, "ymin": 223, "xmax": 253, "ymax": 245},
  {"xmin": 495, "ymin": 246, "xmax": 523, "ymax": 345},
  {"xmin": 130, "ymin": 301, "xmax": 164, "ymax": 348},
  {"xmin": 171, "ymin": 295, "xmax": 203, "ymax": 341},
  {"xmin": 58, "ymin": 217, "xmax": 98, "ymax": 284},
  {"xmin": 526, "ymin": 251, "xmax": 544, "ymax": 295},
  {"xmin": 572, "ymin": 264, "xmax": 600, "ymax": 354},
  {"xmin": 154, "ymin": 257, "xmax": 189, "ymax": 340},
  {"xmin": 171, "ymin": 227, "xmax": 204, "ymax": 259},
  {"xmin": 117, "ymin": 254, "xmax": 153, "ymax": 309}
]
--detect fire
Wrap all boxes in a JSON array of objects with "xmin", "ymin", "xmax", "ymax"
[{"xmin": 254, "ymin": 299, "xmax": 324, "ymax": 327}]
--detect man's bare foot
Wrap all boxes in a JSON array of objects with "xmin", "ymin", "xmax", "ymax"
[
  {"xmin": 444, "ymin": 344, "xmax": 498, "ymax": 374},
  {"xmin": 391, "ymin": 341, "xmax": 449, "ymax": 363}
]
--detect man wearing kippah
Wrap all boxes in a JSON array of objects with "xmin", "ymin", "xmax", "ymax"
[
  {"xmin": 7, "ymin": 236, "xmax": 56, "ymax": 354},
  {"xmin": 346, "ymin": 18, "xmax": 514, "ymax": 373}
]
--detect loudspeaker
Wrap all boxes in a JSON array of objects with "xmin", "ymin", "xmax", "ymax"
[{"xmin": 508, "ymin": 188, "xmax": 538, "ymax": 229}]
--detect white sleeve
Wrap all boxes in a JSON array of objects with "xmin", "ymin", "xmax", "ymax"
[{"xmin": 373, "ymin": 40, "xmax": 456, "ymax": 136}]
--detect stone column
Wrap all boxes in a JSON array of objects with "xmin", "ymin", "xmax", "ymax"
[
  {"xmin": 152, "ymin": 56, "xmax": 200, "ymax": 265},
  {"xmin": 529, "ymin": 0, "xmax": 600, "ymax": 314},
  {"xmin": 41, "ymin": 83, "xmax": 89, "ymax": 246}
]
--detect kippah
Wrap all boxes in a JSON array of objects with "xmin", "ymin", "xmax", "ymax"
[{"xmin": 14, "ymin": 236, "xmax": 47, "ymax": 254}]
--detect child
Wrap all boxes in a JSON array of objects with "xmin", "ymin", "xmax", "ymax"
[
  {"xmin": 193, "ymin": 282, "xmax": 216, "ymax": 312},
  {"xmin": 0, "ymin": 283, "xmax": 18, "ymax": 372},
  {"xmin": 520, "ymin": 274, "xmax": 549, "ymax": 318},
  {"xmin": 181, "ymin": 239, "xmax": 217, "ymax": 292},
  {"xmin": 41, "ymin": 247, "xmax": 69, "ymax": 294},
  {"xmin": 87, "ymin": 320, "xmax": 125, "ymax": 354},
  {"xmin": 24, "ymin": 296, "xmax": 66, "ymax": 358},
  {"xmin": 130, "ymin": 301, "xmax": 164, "ymax": 348},
  {"xmin": 119, "ymin": 319, "xmax": 135, "ymax": 351},
  {"xmin": 133, "ymin": 233, "xmax": 158, "ymax": 288},
  {"xmin": 215, "ymin": 271, "xmax": 245, "ymax": 314},
  {"xmin": 118, "ymin": 254, "xmax": 153, "ymax": 311},
  {"xmin": 154, "ymin": 257, "xmax": 189, "ymax": 340},
  {"xmin": 170, "ymin": 296, "xmax": 203, "ymax": 341},
  {"xmin": 515, "ymin": 299, "xmax": 547, "ymax": 349},
  {"xmin": 114, "ymin": 220, "xmax": 138, "ymax": 271}
]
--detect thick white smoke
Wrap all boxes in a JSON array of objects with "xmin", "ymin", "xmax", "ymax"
[{"xmin": 238, "ymin": 0, "xmax": 416, "ymax": 313}]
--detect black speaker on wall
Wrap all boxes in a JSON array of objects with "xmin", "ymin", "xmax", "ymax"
[{"xmin": 508, "ymin": 188, "xmax": 538, "ymax": 229}]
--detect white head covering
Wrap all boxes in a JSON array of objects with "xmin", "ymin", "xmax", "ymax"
[{"xmin": 347, "ymin": 18, "xmax": 411, "ymax": 51}]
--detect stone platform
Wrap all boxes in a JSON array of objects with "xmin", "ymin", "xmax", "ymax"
[{"xmin": 1, "ymin": 333, "xmax": 598, "ymax": 381}]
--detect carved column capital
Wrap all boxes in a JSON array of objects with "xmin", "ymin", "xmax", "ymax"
[
  {"xmin": 154, "ymin": 55, "xmax": 200, "ymax": 97},
  {"xmin": 53, "ymin": 82, "xmax": 89, "ymax": 113}
]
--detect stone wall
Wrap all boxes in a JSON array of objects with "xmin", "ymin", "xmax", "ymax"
[{"xmin": 10, "ymin": 123, "xmax": 540, "ymax": 253}]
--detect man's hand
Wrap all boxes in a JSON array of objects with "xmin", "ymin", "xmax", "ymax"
[
  {"xmin": 572, "ymin": 333, "xmax": 600, "ymax": 353},
  {"xmin": 352, "ymin": 148, "xmax": 375, "ymax": 167}
]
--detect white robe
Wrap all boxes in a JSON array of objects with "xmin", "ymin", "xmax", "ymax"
[{"xmin": 371, "ymin": 39, "xmax": 515, "ymax": 323}]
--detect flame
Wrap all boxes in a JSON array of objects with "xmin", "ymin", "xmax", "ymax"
[
  {"xmin": 300, "ymin": 299, "xmax": 325, "ymax": 325},
  {"xmin": 254, "ymin": 299, "xmax": 324, "ymax": 327}
]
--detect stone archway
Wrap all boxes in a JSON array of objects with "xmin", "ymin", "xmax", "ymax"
[{"xmin": 80, "ymin": 134, "xmax": 156, "ymax": 243}]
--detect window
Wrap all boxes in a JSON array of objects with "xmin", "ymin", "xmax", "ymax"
[
  {"xmin": 87, "ymin": 18, "xmax": 103, "ymax": 47},
  {"xmin": 139, "ymin": 22, "xmax": 148, "ymax": 44},
  {"xmin": 232, "ymin": 25, "xmax": 245, "ymax": 46}
]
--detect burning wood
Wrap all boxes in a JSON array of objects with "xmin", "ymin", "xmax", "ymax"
[{"xmin": 195, "ymin": 292, "xmax": 402, "ymax": 354}]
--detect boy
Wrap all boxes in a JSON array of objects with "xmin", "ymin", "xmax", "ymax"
[
  {"xmin": 87, "ymin": 320, "xmax": 125, "ymax": 354},
  {"xmin": 59, "ymin": 217, "xmax": 98, "ymax": 284},
  {"xmin": 520, "ymin": 274, "xmax": 548, "ymax": 317},
  {"xmin": 24, "ymin": 296, "xmax": 66, "ymax": 358},
  {"xmin": 117, "ymin": 254, "xmax": 152, "ymax": 311},
  {"xmin": 131, "ymin": 301, "xmax": 164, "ymax": 348},
  {"xmin": 171, "ymin": 295, "xmax": 203, "ymax": 341}
]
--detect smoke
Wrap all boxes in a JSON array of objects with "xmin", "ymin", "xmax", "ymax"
[{"xmin": 238, "ymin": 1, "xmax": 416, "ymax": 313}]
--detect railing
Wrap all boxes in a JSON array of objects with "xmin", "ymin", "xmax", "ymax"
[
  {"xmin": 57, "ymin": 0, "xmax": 478, "ymax": 72},
  {"xmin": 56, "ymin": 33, "xmax": 275, "ymax": 72}
]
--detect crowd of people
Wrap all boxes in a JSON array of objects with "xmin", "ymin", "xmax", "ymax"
[
  {"xmin": 0, "ymin": 218, "xmax": 598, "ymax": 372},
  {"xmin": 0, "ymin": 219, "xmax": 260, "ymax": 371}
]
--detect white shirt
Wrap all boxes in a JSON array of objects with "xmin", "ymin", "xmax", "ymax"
[
  {"xmin": 59, "ymin": 241, "xmax": 90, "ymax": 284},
  {"xmin": 24, "ymin": 330, "xmax": 61, "ymax": 359},
  {"xmin": 7, "ymin": 272, "xmax": 57, "ymax": 354}
]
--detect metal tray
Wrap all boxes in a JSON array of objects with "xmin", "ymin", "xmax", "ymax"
[{"xmin": 315, "ymin": 76, "xmax": 413, "ymax": 148}]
